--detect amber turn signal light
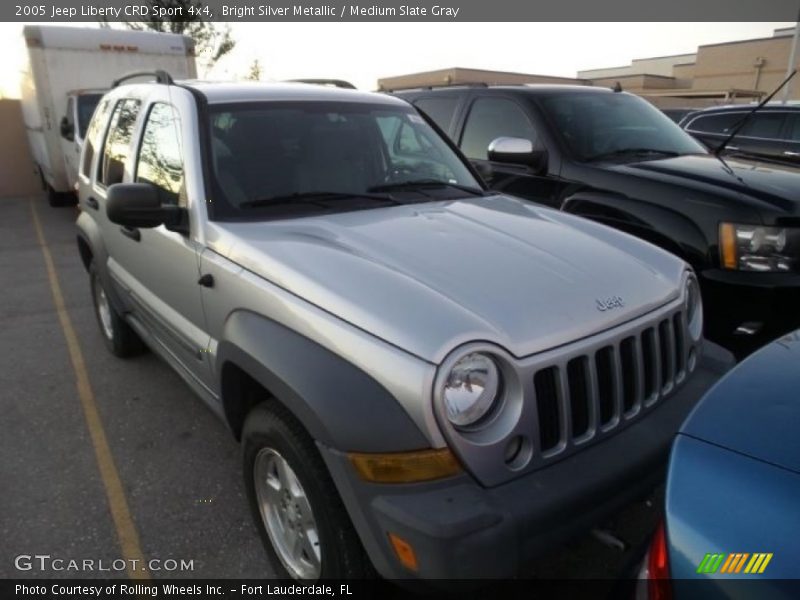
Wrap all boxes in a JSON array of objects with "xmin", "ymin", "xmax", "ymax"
[
  {"xmin": 348, "ymin": 448, "xmax": 461, "ymax": 483},
  {"xmin": 720, "ymin": 223, "xmax": 738, "ymax": 269},
  {"xmin": 388, "ymin": 533, "xmax": 419, "ymax": 571}
]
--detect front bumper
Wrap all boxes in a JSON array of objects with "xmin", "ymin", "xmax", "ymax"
[
  {"xmin": 319, "ymin": 343, "xmax": 734, "ymax": 580},
  {"xmin": 701, "ymin": 268, "xmax": 800, "ymax": 355}
]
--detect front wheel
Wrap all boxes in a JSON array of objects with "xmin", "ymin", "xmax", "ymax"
[{"xmin": 242, "ymin": 403, "xmax": 372, "ymax": 580}]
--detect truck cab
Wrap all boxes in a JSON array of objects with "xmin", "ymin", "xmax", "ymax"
[{"xmin": 59, "ymin": 89, "xmax": 105, "ymax": 189}]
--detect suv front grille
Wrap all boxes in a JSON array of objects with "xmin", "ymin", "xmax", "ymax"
[{"xmin": 532, "ymin": 311, "xmax": 688, "ymax": 457}]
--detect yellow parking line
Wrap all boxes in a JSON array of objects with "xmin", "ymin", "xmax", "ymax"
[{"xmin": 31, "ymin": 201, "xmax": 150, "ymax": 581}]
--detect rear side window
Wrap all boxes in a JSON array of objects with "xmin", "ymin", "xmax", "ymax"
[
  {"xmin": 81, "ymin": 99, "xmax": 110, "ymax": 178},
  {"xmin": 99, "ymin": 99, "xmax": 141, "ymax": 187},
  {"xmin": 414, "ymin": 96, "xmax": 459, "ymax": 132},
  {"xmin": 686, "ymin": 112, "xmax": 742, "ymax": 134},
  {"xmin": 136, "ymin": 103, "xmax": 185, "ymax": 206},
  {"xmin": 739, "ymin": 113, "xmax": 786, "ymax": 139},
  {"xmin": 784, "ymin": 114, "xmax": 800, "ymax": 141},
  {"xmin": 460, "ymin": 97, "xmax": 538, "ymax": 160}
]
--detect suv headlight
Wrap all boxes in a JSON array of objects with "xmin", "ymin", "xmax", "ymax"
[
  {"xmin": 720, "ymin": 223, "xmax": 798, "ymax": 272},
  {"xmin": 442, "ymin": 353, "xmax": 501, "ymax": 428},
  {"xmin": 686, "ymin": 275, "xmax": 703, "ymax": 342}
]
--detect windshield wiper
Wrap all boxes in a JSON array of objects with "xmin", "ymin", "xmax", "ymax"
[
  {"xmin": 587, "ymin": 148, "xmax": 681, "ymax": 162},
  {"xmin": 368, "ymin": 179, "xmax": 487, "ymax": 196},
  {"xmin": 240, "ymin": 190, "xmax": 399, "ymax": 209}
]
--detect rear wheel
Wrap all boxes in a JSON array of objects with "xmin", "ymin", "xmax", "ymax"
[
  {"xmin": 89, "ymin": 261, "xmax": 144, "ymax": 357},
  {"xmin": 242, "ymin": 403, "xmax": 372, "ymax": 580}
]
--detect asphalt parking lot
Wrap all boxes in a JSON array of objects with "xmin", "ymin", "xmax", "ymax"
[{"xmin": 1, "ymin": 194, "xmax": 659, "ymax": 585}]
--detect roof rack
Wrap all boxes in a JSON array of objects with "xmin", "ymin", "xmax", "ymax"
[
  {"xmin": 287, "ymin": 79, "xmax": 356, "ymax": 89},
  {"xmin": 382, "ymin": 82, "xmax": 488, "ymax": 92},
  {"xmin": 112, "ymin": 70, "xmax": 174, "ymax": 88}
]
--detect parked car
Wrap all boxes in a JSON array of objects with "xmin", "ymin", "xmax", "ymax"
[
  {"xmin": 20, "ymin": 25, "xmax": 196, "ymax": 206},
  {"xmin": 679, "ymin": 103, "xmax": 800, "ymax": 165},
  {"xmin": 637, "ymin": 329, "xmax": 800, "ymax": 599},
  {"xmin": 76, "ymin": 75, "xmax": 733, "ymax": 581},
  {"xmin": 394, "ymin": 85, "xmax": 800, "ymax": 357}
]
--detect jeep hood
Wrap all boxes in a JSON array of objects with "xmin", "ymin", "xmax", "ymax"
[
  {"xmin": 608, "ymin": 154, "xmax": 800, "ymax": 216},
  {"xmin": 213, "ymin": 195, "xmax": 684, "ymax": 363}
]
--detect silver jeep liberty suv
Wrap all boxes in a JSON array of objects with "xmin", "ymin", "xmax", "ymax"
[{"xmin": 75, "ymin": 72, "xmax": 732, "ymax": 581}]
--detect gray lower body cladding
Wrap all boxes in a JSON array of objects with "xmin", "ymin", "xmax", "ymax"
[{"xmin": 319, "ymin": 342, "xmax": 734, "ymax": 580}]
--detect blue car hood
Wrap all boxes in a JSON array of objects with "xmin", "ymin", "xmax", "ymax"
[{"xmin": 680, "ymin": 331, "xmax": 800, "ymax": 474}]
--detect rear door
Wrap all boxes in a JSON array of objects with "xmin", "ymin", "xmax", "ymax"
[{"xmin": 93, "ymin": 89, "xmax": 213, "ymax": 391}]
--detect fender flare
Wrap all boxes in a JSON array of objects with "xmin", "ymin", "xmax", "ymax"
[
  {"xmin": 562, "ymin": 191, "xmax": 710, "ymax": 269},
  {"xmin": 216, "ymin": 310, "xmax": 430, "ymax": 453}
]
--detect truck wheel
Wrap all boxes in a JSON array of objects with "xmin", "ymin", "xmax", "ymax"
[
  {"xmin": 242, "ymin": 403, "xmax": 372, "ymax": 580},
  {"xmin": 89, "ymin": 261, "xmax": 144, "ymax": 357}
]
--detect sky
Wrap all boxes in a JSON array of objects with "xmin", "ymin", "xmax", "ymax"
[{"xmin": 0, "ymin": 21, "xmax": 793, "ymax": 97}]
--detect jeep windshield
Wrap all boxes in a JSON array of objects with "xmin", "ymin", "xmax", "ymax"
[
  {"xmin": 207, "ymin": 101, "xmax": 483, "ymax": 220},
  {"xmin": 539, "ymin": 92, "xmax": 706, "ymax": 162}
]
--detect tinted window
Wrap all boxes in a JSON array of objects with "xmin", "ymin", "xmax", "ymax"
[
  {"xmin": 687, "ymin": 113, "xmax": 743, "ymax": 134},
  {"xmin": 136, "ymin": 103, "xmax": 184, "ymax": 206},
  {"xmin": 81, "ymin": 99, "xmax": 110, "ymax": 178},
  {"xmin": 785, "ymin": 114, "xmax": 800, "ymax": 142},
  {"xmin": 461, "ymin": 97, "xmax": 537, "ymax": 160},
  {"xmin": 100, "ymin": 99, "xmax": 140, "ymax": 187},
  {"xmin": 740, "ymin": 113, "xmax": 786, "ymax": 139},
  {"xmin": 207, "ymin": 102, "xmax": 479, "ymax": 220},
  {"xmin": 541, "ymin": 92, "xmax": 704, "ymax": 161},
  {"xmin": 414, "ymin": 96, "xmax": 459, "ymax": 132},
  {"xmin": 64, "ymin": 97, "xmax": 75, "ymax": 131},
  {"xmin": 77, "ymin": 93, "xmax": 103, "ymax": 138}
]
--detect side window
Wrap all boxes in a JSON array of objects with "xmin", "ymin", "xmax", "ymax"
[
  {"xmin": 687, "ymin": 112, "xmax": 742, "ymax": 134},
  {"xmin": 99, "ymin": 99, "xmax": 141, "ymax": 187},
  {"xmin": 414, "ymin": 96, "xmax": 459, "ymax": 132},
  {"xmin": 460, "ymin": 97, "xmax": 538, "ymax": 160},
  {"xmin": 81, "ymin": 99, "xmax": 110, "ymax": 178},
  {"xmin": 136, "ymin": 103, "xmax": 185, "ymax": 206},
  {"xmin": 64, "ymin": 97, "xmax": 75, "ymax": 133},
  {"xmin": 784, "ymin": 114, "xmax": 800, "ymax": 142},
  {"xmin": 739, "ymin": 113, "xmax": 786, "ymax": 140}
]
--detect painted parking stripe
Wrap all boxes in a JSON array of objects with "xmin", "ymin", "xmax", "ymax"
[{"xmin": 31, "ymin": 201, "xmax": 150, "ymax": 580}]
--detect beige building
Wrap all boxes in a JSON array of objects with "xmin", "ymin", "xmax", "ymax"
[{"xmin": 379, "ymin": 28, "xmax": 800, "ymax": 110}]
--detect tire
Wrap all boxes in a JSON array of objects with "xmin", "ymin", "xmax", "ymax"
[
  {"xmin": 89, "ymin": 261, "xmax": 144, "ymax": 358},
  {"xmin": 242, "ymin": 402, "xmax": 373, "ymax": 580}
]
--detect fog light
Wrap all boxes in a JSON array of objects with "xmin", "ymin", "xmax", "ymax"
[{"xmin": 388, "ymin": 533, "xmax": 418, "ymax": 571}]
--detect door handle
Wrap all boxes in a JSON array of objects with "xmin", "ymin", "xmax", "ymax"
[
  {"xmin": 85, "ymin": 196, "xmax": 99, "ymax": 210},
  {"xmin": 120, "ymin": 226, "xmax": 141, "ymax": 242}
]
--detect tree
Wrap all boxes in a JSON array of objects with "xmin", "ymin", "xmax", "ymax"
[
  {"xmin": 245, "ymin": 59, "xmax": 262, "ymax": 81},
  {"xmin": 117, "ymin": 0, "xmax": 235, "ymax": 73}
]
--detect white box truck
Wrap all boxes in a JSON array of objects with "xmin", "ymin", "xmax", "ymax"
[{"xmin": 20, "ymin": 26, "xmax": 197, "ymax": 206}]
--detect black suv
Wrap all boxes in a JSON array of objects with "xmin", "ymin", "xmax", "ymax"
[
  {"xmin": 679, "ymin": 104, "xmax": 800, "ymax": 165},
  {"xmin": 394, "ymin": 85, "xmax": 800, "ymax": 356}
]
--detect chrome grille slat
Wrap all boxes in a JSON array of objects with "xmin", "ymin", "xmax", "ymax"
[{"xmin": 528, "ymin": 303, "xmax": 694, "ymax": 468}]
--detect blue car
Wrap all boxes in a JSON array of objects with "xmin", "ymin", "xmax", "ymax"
[{"xmin": 638, "ymin": 330, "xmax": 800, "ymax": 599}]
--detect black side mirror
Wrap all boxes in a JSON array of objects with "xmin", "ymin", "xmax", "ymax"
[
  {"xmin": 487, "ymin": 137, "xmax": 548, "ymax": 174},
  {"xmin": 106, "ymin": 183, "xmax": 185, "ymax": 231},
  {"xmin": 60, "ymin": 116, "xmax": 74, "ymax": 141}
]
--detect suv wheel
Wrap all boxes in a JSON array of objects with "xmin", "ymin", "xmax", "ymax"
[
  {"xmin": 242, "ymin": 403, "xmax": 372, "ymax": 580},
  {"xmin": 89, "ymin": 261, "xmax": 144, "ymax": 357}
]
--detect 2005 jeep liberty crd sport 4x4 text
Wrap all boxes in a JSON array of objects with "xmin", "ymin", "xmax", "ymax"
[{"xmin": 75, "ymin": 73, "xmax": 732, "ymax": 581}]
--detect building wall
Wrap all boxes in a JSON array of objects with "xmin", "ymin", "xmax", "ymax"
[
  {"xmin": 691, "ymin": 37, "xmax": 800, "ymax": 98},
  {"xmin": 0, "ymin": 99, "xmax": 41, "ymax": 199},
  {"xmin": 578, "ymin": 53, "xmax": 696, "ymax": 79}
]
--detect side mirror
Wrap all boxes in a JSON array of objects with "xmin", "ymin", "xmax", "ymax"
[
  {"xmin": 487, "ymin": 137, "xmax": 548, "ymax": 173},
  {"xmin": 106, "ymin": 183, "xmax": 184, "ymax": 230},
  {"xmin": 60, "ymin": 116, "xmax": 74, "ymax": 141}
]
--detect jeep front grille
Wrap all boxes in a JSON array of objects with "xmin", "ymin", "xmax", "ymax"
[{"xmin": 533, "ymin": 312, "xmax": 688, "ymax": 455}]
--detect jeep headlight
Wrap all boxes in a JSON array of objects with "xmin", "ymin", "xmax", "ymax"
[
  {"xmin": 442, "ymin": 353, "xmax": 501, "ymax": 428},
  {"xmin": 720, "ymin": 223, "xmax": 799, "ymax": 272},
  {"xmin": 686, "ymin": 275, "xmax": 703, "ymax": 342}
]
